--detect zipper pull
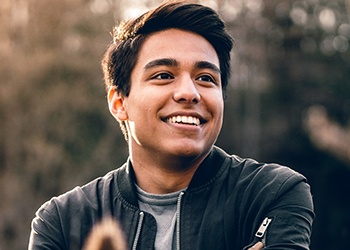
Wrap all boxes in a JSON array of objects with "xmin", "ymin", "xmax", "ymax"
[{"xmin": 255, "ymin": 217, "xmax": 272, "ymax": 238}]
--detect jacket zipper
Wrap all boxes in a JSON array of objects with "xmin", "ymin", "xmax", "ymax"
[
  {"xmin": 176, "ymin": 192, "xmax": 185, "ymax": 250},
  {"xmin": 132, "ymin": 211, "xmax": 144, "ymax": 250},
  {"xmin": 255, "ymin": 217, "xmax": 272, "ymax": 246}
]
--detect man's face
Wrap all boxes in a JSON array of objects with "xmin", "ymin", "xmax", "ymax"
[{"xmin": 114, "ymin": 28, "xmax": 224, "ymax": 162}]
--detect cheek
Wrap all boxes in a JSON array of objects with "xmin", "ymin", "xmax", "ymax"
[
  {"xmin": 206, "ymin": 91, "xmax": 224, "ymax": 115},
  {"xmin": 124, "ymin": 96, "xmax": 158, "ymax": 125},
  {"xmin": 209, "ymin": 95, "xmax": 224, "ymax": 130}
]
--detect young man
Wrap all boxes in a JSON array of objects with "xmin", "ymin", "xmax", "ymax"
[{"xmin": 29, "ymin": 1, "xmax": 314, "ymax": 249}]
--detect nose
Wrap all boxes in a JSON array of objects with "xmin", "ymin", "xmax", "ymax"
[{"xmin": 173, "ymin": 76, "xmax": 201, "ymax": 104}]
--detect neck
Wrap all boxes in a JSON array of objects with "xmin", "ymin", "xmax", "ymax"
[
  {"xmin": 132, "ymin": 162, "xmax": 196, "ymax": 194},
  {"xmin": 129, "ymin": 147, "xmax": 209, "ymax": 194}
]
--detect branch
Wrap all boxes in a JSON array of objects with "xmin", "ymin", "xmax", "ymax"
[{"xmin": 303, "ymin": 105, "xmax": 350, "ymax": 165}]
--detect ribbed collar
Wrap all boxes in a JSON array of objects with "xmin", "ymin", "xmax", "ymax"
[{"xmin": 116, "ymin": 146, "xmax": 230, "ymax": 207}]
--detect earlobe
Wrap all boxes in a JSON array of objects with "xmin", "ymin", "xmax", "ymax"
[{"xmin": 107, "ymin": 87, "xmax": 128, "ymax": 121}]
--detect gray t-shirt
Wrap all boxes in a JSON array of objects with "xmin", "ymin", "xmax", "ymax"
[{"xmin": 136, "ymin": 185, "xmax": 186, "ymax": 250}]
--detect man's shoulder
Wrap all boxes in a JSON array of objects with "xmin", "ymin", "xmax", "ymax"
[
  {"xmin": 30, "ymin": 165, "xmax": 130, "ymax": 249},
  {"xmin": 229, "ymin": 152, "xmax": 303, "ymax": 177},
  {"xmin": 226, "ymin": 153, "xmax": 308, "ymax": 197},
  {"xmin": 212, "ymin": 146, "xmax": 306, "ymax": 184},
  {"xmin": 37, "ymin": 167, "xmax": 125, "ymax": 216}
]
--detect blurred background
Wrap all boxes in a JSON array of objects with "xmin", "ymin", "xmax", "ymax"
[{"xmin": 1, "ymin": 0, "xmax": 349, "ymax": 249}]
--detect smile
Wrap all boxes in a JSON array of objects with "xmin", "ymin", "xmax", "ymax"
[{"xmin": 166, "ymin": 115, "xmax": 201, "ymax": 126}]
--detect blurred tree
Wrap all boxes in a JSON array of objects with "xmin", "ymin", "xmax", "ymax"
[{"xmin": 0, "ymin": 0, "xmax": 128, "ymax": 248}]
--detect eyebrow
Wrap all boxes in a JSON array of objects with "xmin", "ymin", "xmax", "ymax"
[
  {"xmin": 144, "ymin": 58, "xmax": 178, "ymax": 70},
  {"xmin": 143, "ymin": 58, "xmax": 221, "ymax": 74},
  {"xmin": 194, "ymin": 61, "xmax": 221, "ymax": 74}
]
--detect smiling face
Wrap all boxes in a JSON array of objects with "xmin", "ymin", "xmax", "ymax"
[{"xmin": 109, "ymin": 28, "xmax": 224, "ymax": 167}]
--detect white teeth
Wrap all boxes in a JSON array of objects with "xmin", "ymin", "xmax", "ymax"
[{"xmin": 167, "ymin": 116, "xmax": 200, "ymax": 126}]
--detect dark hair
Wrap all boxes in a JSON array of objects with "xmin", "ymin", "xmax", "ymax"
[{"xmin": 102, "ymin": 0, "xmax": 233, "ymax": 140}]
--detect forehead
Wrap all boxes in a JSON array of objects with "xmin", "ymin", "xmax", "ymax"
[{"xmin": 136, "ymin": 28, "xmax": 220, "ymax": 68}]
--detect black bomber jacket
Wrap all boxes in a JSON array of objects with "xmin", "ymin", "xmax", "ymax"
[{"xmin": 29, "ymin": 146, "xmax": 314, "ymax": 250}]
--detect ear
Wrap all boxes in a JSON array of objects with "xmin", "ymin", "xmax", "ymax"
[{"xmin": 107, "ymin": 87, "xmax": 128, "ymax": 121}]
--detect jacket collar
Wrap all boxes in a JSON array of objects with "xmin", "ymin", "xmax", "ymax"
[
  {"xmin": 116, "ymin": 146, "xmax": 230, "ymax": 206},
  {"xmin": 188, "ymin": 146, "xmax": 229, "ymax": 190},
  {"xmin": 116, "ymin": 160, "xmax": 139, "ymax": 207}
]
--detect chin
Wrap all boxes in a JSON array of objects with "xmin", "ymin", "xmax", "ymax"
[{"xmin": 170, "ymin": 144, "xmax": 211, "ymax": 160}]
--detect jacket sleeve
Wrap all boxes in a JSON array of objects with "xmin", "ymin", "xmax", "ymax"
[
  {"xmin": 28, "ymin": 201, "xmax": 67, "ymax": 250},
  {"xmin": 28, "ymin": 173, "xmax": 118, "ymax": 250},
  {"xmin": 28, "ymin": 185, "xmax": 96, "ymax": 250},
  {"xmin": 252, "ymin": 171, "xmax": 315, "ymax": 250}
]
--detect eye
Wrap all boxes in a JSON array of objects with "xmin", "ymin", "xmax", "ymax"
[
  {"xmin": 197, "ymin": 75, "xmax": 216, "ymax": 84},
  {"xmin": 152, "ymin": 72, "xmax": 174, "ymax": 80}
]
